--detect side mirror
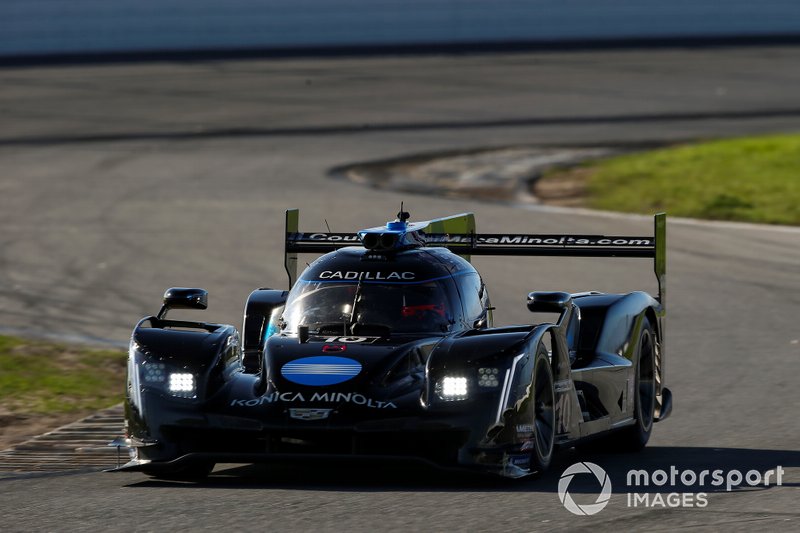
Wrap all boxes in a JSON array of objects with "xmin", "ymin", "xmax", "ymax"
[
  {"xmin": 527, "ymin": 291, "xmax": 572, "ymax": 313},
  {"xmin": 157, "ymin": 287, "xmax": 208, "ymax": 319}
]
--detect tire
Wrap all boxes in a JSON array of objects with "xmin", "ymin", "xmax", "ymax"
[
  {"xmin": 606, "ymin": 317, "xmax": 656, "ymax": 451},
  {"xmin": 529, "ymin": 344, "xmax": 556, "ymax": 472},
  {"xmin": 146, "ymin": 462, "xmax": 215, "ymax": 481}
]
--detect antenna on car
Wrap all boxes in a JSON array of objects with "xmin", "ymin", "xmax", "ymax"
[
  {"xmin": 324, "ymin": 219, "xmax": 332, "ymax": 233},
  {"xmin": 397, "ymin": 201, "xmax": 410, "ymax": 223}
]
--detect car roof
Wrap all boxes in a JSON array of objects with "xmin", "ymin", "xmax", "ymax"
[{"xmin": 299, "ymin": 246, "xmax": 476, "ymax": 284}]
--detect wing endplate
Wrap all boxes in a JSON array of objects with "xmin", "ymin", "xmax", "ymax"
[{"xmin": 284, "ymin": 208, "xmax": 299, "ymax": 289}]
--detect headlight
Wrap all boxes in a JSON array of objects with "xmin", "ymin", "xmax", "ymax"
[
  {"xmin": 436, "ymin": 376, "xmax": 469, "ymax": 401},
  {"xmin": 131, "ymin": 347, "xmax": 198, "ymax": 399},
  {"xmin": 141, "ymin": 362, "xmax": 167, "ymax": 384},
  {"xmin": 477, "ymin": 367, "xmax": 500, "ymax": 388},
  {"xmin": 168, "ymin": 373, "xmax": 196, "ymax": 397}
]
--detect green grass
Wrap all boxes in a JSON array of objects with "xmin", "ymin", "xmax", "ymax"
[
  {"xmin": 0, "ymin": 335, "xmax": 126, "ymax": 414},
  {"xmin": 580, "ymin": 134, "xmax": 800, "ymax": 225}
]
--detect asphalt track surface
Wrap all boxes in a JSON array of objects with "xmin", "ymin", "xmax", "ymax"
[{"xmin": 1, "ymin": 47, "xmax": 799, "ymax": 531}]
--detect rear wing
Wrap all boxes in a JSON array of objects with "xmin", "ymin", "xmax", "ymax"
[{"xmin": 284, "ymin": 209, "xmax": 666, "ymax": 305}]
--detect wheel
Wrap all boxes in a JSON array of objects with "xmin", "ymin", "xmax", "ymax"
[
  {"xmin": 146, "ymin": 462, "xmax": 215, "ymax": 481},
  {"xmin": 606, "ymin": 316, "xmax": 656, "ymax": 451},
  {"xmin": 529, "ymin": 344, "xmax": 556, "ymax": 472}
]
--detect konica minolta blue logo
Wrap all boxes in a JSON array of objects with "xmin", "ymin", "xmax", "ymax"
[{"xmin": 281, "ymin": 356, "xmax": 362, "ymax": 386}]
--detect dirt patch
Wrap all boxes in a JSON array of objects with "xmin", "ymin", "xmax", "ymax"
[
  {"xmin": 532, "ymin": 166, "xmax": 595, "ymax": 207},
  {"xmin": 336, "ymin": 146, "xmax": 616, "ymax": 205}
]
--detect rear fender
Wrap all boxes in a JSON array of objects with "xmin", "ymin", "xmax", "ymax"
[
  {"xmin": 572, "ymin": 291, "xmax": 666, "ymax": 420},
  {"xmin": 572, "ymin": 292, "xmax": 661, "ymax": 364}
]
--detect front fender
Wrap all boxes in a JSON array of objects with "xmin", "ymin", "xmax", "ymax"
[
  {"xmin": 126, "ymin": 317, "xmax": 240, "ymax": 441},
  {"xmin": 422, "ymin": 323, "xmax": 565, "ymax": 452}
]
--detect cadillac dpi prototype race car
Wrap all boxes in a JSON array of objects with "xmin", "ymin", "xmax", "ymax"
[{"xmin": 114, "ymin": 209, "xmax": 672, "ymax": 479}]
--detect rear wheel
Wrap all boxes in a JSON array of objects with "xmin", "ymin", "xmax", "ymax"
[
  {"xmin": 529, "ymin": 345, "xmax": 555, "ymax": 472},
  {"xmin": 606, "ymin": 317, "xmax": 656, "ymax": 451}
]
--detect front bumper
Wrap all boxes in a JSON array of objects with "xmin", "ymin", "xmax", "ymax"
[{"xmin": 119, "ymin": 403, "xmax": 531, "ymax": 477}]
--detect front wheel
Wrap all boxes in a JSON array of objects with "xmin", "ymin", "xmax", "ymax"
[{"xmin": 529, "ymin": 344, "xmax": 555, "ymax": 472}]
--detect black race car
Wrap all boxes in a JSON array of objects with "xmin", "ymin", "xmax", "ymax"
[{"xmin": 113, "ymin": 209, "xmax": 672, "ymax": 479}]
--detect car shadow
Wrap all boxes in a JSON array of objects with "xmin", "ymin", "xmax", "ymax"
[{"xmin": 123, "ymin": 446, "xmax": 799, "ymax": 493}]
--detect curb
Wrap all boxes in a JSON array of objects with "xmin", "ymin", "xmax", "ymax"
[{"xmin": 0, "ymin": 404, "xmax": 126, "ymax": 478}]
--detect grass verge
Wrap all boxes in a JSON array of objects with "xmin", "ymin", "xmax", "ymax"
[
  {"xmin": 540, "ymin": 134, "xmax": 800, "ymax": 225},
  {"xmin": 0, "ymin": 335, "xmax": 125, "ymax": 415}
]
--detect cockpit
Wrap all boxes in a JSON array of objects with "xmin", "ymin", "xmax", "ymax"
[{"xmin": 280, "ymin": 277, "xmax": 458, "ymax": 335}]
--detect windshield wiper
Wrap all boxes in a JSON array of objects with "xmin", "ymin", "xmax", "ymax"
[{"xmin": 346, "ymin": 278, "xmax": 364, "ymax": 335}]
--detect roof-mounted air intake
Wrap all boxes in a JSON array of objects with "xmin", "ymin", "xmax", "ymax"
[{"xmin": 357, "ymin": 210, "xmax": 427, "ymax": 252}]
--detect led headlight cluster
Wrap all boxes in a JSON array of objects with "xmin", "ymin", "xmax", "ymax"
[
  {"xmin": 168, "ymin": 373, "xmax": 195, "ymax": 398},
  {"xmin": 477, "ymin": 367, "xmax": 500, "ymax": 388},
  {"xmin": 436, "ymin": 376, "xmax": 469, "ymax": 401},
  {"xmin": 134, "ymin": 351, "xmax": 197, "ymax": 398},
  {"xmin": 141, "ymin": 362, "xmax": 167, "ymax": 384}
]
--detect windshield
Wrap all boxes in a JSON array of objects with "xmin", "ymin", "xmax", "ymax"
[{"xmin": 281, "ymin": 279, "xmax": 456, "ymax": 335}]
